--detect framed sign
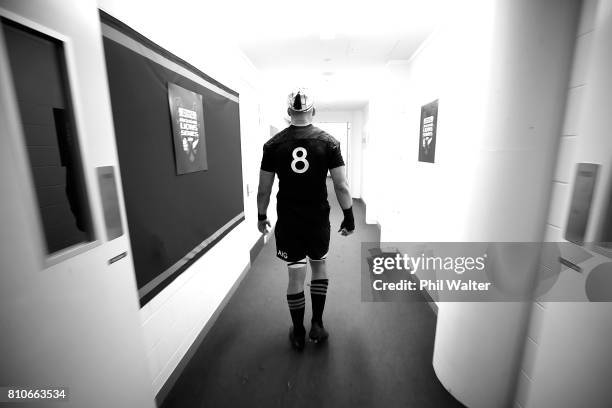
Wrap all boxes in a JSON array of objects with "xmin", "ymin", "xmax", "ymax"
[
  {"xmin": 418, "ymin": 99, "xmax": 439, "ymax": 163},
  {"xmin": 168, "ymin": 82, "xmax": 208, "ymax": 174}
]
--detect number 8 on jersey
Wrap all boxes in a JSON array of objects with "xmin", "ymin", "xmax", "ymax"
[{"xmin": 291, "ymin": 147, "xmax": 309, "ymax": 174}]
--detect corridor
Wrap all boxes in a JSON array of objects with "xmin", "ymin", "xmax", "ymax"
[
  {"xmin": 162, "ymin": 183, "xmax": 463, "ymax": 408},
  {"xmin": 2, "ymin": 1, "xmax": 612, "ymax": 407}
]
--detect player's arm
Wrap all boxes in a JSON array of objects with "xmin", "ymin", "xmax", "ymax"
[
  {"xmin": 257, "ymin": 169, "xmax": 275, "ymax": 234},
  {"xmin": 330, "ymin": 166, "xmax": 355, "ymax": 236}
]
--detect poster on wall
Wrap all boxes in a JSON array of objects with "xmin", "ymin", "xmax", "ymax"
[
  {"xmin": 418, "ymin": 99, "xmax": 439, "ymax": 163},
  {"xmin": 168, "ymin": 82, "xmax": 208, "ymax": 174}
]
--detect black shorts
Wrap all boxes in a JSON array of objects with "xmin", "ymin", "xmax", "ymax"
[{"xmin": 274, "ymin": 216, "xmax": 330, "ymax": 263}]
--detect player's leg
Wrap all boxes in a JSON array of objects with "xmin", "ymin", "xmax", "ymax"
[
  {"xmin": 287, "ymin": 260, "xmax": 308, "ymax": 294},
  {"xmin": 308, "ymin": 257, "xmax": 329, "ymax": 343},
  {"xmin": 309, "ymin": 258, "xmax": 328, "ymax": 325},
  {"xmin": 306, "ymin": 221, "xmax": 331, "ymax": 343},
  {"xmin": 275, "ymin": 218, "xmax": 308, "ymax": 350},
  {"xmin": 287, "ymin": 259, "xmax": 308, "ymax": 349}
]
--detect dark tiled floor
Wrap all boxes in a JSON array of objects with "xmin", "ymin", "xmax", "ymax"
[{"xmin": 162, "ymin": 182, "xmax": 464, "ymax": 408}]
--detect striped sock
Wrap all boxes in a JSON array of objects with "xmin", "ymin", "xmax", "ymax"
[
  {"xmin": 287, "ymin": 291, "xmax": 305, "ymax": 335},
  {"xmin": 310, "ymin": 279, "xmax": 329, "ymax": 325}
]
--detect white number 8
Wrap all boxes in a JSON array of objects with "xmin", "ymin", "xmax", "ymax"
[{"xmin": 291, "ymin": 147, "xmax": 309, "ymax": 174}]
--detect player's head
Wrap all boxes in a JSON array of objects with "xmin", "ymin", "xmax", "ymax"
[{"xmin": 287, "ymin": 88, "xmax": 315, "ymax": 124}]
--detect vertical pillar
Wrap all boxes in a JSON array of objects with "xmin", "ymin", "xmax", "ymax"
[{"xmin": 433, "ymin": 0, "xmax": 580, "ymax": 407}]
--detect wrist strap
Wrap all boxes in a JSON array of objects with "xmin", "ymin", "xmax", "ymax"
[
  {"xmin": 342, "ymin": 207, "xmax": 354, "ymax": 218},
  {"xmin": 258, "ymin": 213, "xmax": 267, "ymax": 221}
]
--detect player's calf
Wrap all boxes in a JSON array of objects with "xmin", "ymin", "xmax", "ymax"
[
  {"xmin": 287, "ymin": 260, "xmax": 307, "ymax": 350},
  {"xmin": 308, "ymin": 258, "xmax": 329, "ymax": 343}
]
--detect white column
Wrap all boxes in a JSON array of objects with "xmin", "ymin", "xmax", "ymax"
[{"xmin": 433, "ymin": 0, "xmax": 581, "ymax": 407}]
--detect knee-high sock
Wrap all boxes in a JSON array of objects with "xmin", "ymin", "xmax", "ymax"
[
  {"xmin": 287, "ymin": 291, "xmax": 305, "ymax": 334},
  {"xmin": 310, "ymin": 279, "xmax": 329, "ymax": 325}
]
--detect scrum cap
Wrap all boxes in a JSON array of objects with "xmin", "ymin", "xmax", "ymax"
[{"xmin": 287, "ymin": 88, "xmax": 314, "ymax": 112}]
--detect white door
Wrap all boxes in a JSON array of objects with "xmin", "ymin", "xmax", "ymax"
[{"xmin": 0, "ymin": 1, "xmax": 154, "ymax": 407}]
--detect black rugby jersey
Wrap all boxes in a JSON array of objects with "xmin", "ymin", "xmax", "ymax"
[{"xmin": 261, "ymin": 124, "xmax": 344, "ymax": 219}]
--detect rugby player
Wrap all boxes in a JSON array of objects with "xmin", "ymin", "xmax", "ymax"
[{"xmin": 257, "ymin": 89, "xmax": 355, "ymax": 350}]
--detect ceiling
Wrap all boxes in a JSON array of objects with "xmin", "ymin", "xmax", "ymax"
[
  {"xmin": 226, "ymin": 0, "xmax": 448, "ymax": 110},
  {"xmin": 100, "ymin": 0, "xmax": 448, "ymax": 111}
]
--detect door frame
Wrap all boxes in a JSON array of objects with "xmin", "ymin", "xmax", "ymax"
[{"xmin": 0, "ymin": 6, "xmax": 105, "ymax": 268}]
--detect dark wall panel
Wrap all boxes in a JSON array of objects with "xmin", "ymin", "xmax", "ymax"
[{"xmin": 102, "ymin": 22, "xmax": 244, "ymax": 304}]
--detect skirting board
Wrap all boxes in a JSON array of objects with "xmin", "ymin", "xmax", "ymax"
[
  {"xmin": 154, "ymin": 232, "xmax": 268, "ymax": 406},
  {"xmin": 249, "ymin": 234, "xmax": 265, "ymax": 264},
  {"xmin": 154, "ymin": 260, "xmax": 251, "ymax": 407}
]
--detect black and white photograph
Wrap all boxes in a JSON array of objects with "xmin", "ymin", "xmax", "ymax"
[{"xmin": 1, "ymin": 1, "xmax": 611, "ymax": 408}]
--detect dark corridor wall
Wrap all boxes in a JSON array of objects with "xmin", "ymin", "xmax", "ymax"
[{"xmin": 102, "ymin": 16, "xmax": 244, "ymax": 305}]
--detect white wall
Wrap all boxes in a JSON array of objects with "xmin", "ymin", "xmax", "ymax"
[
  {"xmin": 0, "ymin": 1, "xmax": 155, "ymax": 406},
  {"xmin": 519, "ymin": 1, "xmax": 612, "ymax": 407},
  {"xmin": 361, "ymin": 10, "xmax": 496, "ymax": 243},
  {"xmin": 98, "ymin": 0, "xmax": 272, "ymax": 395},
  {"xmin": 315, "ymin": 108, "xmax": 365, "ymax": 198},
  {"xmin": 360, "ymin": 0, "xmax": 580, "ymax": 406},
  {"xmin": 361, "ymin": 102, "xmax": 379, "ymax": 224},
  {"xmin": 515, "ymin": 1, "xmax": 599, "ymax": 406},
  {"xmin": 542, "ymin": 0, "xmax": 597, "ymax": 242}
]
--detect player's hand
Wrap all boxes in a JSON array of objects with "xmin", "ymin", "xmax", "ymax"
[
  {"xmin": 338, "ymin": 227, "xmax": 354, "ymax": 236},
  {"xmin": 258, "ymin": 219, "xmax": 271, "ymax": 234},
  {"xmin": 339, "ymin": 207, "xmax": 355, "ymax": 236}
]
